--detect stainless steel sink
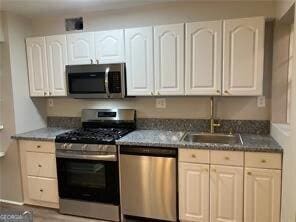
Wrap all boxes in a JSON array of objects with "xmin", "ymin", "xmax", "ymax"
[{"xmin": 181, "ymin": 132, "xmax": 243, "ymax": 145}]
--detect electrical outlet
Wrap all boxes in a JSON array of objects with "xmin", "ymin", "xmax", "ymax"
[
  {"xmin": 257, "ymin": 96, "xmax": 266, "ymax": 108},
  {"xmin": 155, "ymin": 98, "xmax": 166, "ymax": 109},
  {"xmin": 48, "ymin": 99, "xmax": 54, "ymax": 107}
]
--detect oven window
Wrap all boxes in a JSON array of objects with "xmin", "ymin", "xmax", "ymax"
[
  {"xmin": 57, "ymin": 158, "xmax": 119, "ymax": 205},
  {"xmin": 66, "ymin": 162, "xmax": 106, "ymax": 189},
  {"xmin": 68, "ymin": 72, "xmax": 106, "ymax": 94}
]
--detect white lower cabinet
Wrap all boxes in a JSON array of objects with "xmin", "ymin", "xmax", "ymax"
[
  {"xmin": 27, "ymin": 176, "xmax": 59, "ymax": 203},
  {"xmin": 19, "ymin": 140, "xmax": 59, "ymax": 209},
  {"xmin": 179, "ymin": 150, "xmax": 282, "ymax": 222},
  {"xmin": 179, "ymin": 162, "xmax": 210, "ymax": 222},
  {"xmin": 210, "ymin": 165, "xmax": 243, "ymax": 222},
  {"xmin": 244, "ymin": 168, "xmax": 281, "ymax": 222}
]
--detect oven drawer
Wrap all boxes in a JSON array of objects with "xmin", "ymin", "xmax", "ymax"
[
  {"xmin": 27, "ymin": 176, "xmax": 59, "ymax": 203},
  {"xmin": 26, "ymin": 152, "xmax": 57, "ymax": 178},
  {"xmin": 22, "ymin": 140, "xmax": 55, "ymax": 153}
]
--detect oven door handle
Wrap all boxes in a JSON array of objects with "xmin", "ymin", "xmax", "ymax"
[
  {"xmin": 56, "ymin": 150, "xmax": 117, "ymax": 161},
  {"xmin": 105, "ymin": 67, "xmax": 110, "ymax": 98}
]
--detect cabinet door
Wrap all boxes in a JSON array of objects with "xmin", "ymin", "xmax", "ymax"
[
  {"xmin": 179, "ymin": 162, "xmax": 209, "ymax": 222},
  {"xmin": 46, "ymin": 35, "xmax": 67, "ymax": 96},
  {"xmin": 154, "ymin": 23, "xmax": 185, "ymax": 95},
  {"xmin": 244, "ymin": 168, "xmax": 281, "ymax": 222},
  {"xmin": 67, "ymin": 32, "xmax": 95, "ymax": 65},
  {"xmin": 185, "ymin": 21, "xmax": 222, "ymax": 95},
  {"xmin": 95, "ymin": 29, "xmax": 125, "ymax": 64},
  {"xmin": 26, "ymin": 37, "xmax": 48, "ymax": 97},
  {"xmin": 223, "ymin": 17, "xmax": 264, "ymax": 96},
  {"xmin": 125, "ymin": 27, "xmax": 154, "ymax": 96},
  {"xmin": 210, "ymin": 165, "xmax": 243, "ymax": 222}
]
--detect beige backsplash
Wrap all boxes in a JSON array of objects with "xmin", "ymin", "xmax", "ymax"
[{"xmin": 47, "ymin": 96, "xmax": 270, "ymax": 120}]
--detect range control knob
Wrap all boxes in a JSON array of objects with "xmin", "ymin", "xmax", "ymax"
[
  {"xmin": 82, "ymin": 144, "xmax": 88, "ymax": 151},
  {"xmin": 62, "ymin": 143, "xmax": 67, "ymax": 149}
]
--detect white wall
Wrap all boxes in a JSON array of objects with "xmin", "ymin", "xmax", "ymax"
[
  {"xmin": 31, "ymin": 1, "xmax": 274, "ymax": 120},
  {"xmin": 0, "ymin": 12, "xmax": 47, "ymax": 203},
  {"xmin": 272, "ymin": 2, "xmax": 296, "ymax": 222}
]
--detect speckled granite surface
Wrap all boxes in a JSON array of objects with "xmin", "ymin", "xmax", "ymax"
[
  {"xmin": 47, "ymin": 117, "xmax": 81, "ymax": 128},
  {"xmin": 12, "ymin": 128, "xmax": 72, "ymax": 141},
  {"xmin": 48, "ymin": 116, "xmax": 270, "ymax": 135},
  {"xmin": 12, "ymin": 126, "xmax": 281, "ymax": 153},
  {"xmin": 116, "ymin": 130, "xmax": 282, "ymax": 153}
]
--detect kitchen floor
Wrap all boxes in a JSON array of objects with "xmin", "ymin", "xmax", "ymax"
[
  {"xmin": 0, "ymin": 203, "xmax": 144, "ymax": 222},
  {"xmin": 0, "ymin": 202, "xmax": 103, "ymax": 221}
]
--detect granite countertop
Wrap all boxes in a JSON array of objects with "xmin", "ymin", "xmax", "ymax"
[
  {"xmin": 11, "ymin": 127, "xmax": 72, "ymax": 142},
  {"xmin": 12, "ymin": 128, "xmax": 282, "ymax": 153},
  {"xmin": 116, "ymin": 130, "xmax": 283, "ymax": 153}
]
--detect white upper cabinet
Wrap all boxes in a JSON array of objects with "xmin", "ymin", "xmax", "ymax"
[
  {"xmin": 95, "ymin": 29, "xmax": 125, "ymax": 64},
  {"xmin": 154, "ymin": 23, "xmax": 185, "ymax": 95},
  {"xmin": 210, "ymin": 165, "xmax": 243, "ymax": 222},
  {"xmin": 46, "ymin": 35, "xmax": 67, "ymax": 96},
  {"xmin": 179, "ymin": 162, "xmax": 209, "ymax": 222},
  {"xmin": 67, "ymin": 32, "xmax": 95, "ymax": 65},
  {"xmin": 223, "ymin": 17, "xmax": 265, "ymax": 96},
  {"xmin": 244, "ymin": 168, "xmax": 281, "ymax": 222},
  {"xmin": 185, "ymin": 21, "xmax": 222, "ymax": 96},
  {"xmin": 26, "ymin": 37, "xmax": 48, "ymax": 97},
  {"xmin": 125, "ymin": 27, "xmax": 154, "ymax": 96}
]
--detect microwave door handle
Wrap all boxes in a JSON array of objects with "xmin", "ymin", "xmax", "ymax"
[{"xmin": 105, "ymin": 67, "xmax": 110, "ymax": 98}]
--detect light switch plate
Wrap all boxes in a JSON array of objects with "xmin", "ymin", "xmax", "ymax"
[
  {"xmin": 257, "ymin": 96, "xmax": 266, "ymax": 108},
  {"xmin": 156, "ymin": 98, "xmax": 166, "ymax": 109},
  {"xmin": 48, "ymin": 99, "xmax": 54, "ymax": 107}
]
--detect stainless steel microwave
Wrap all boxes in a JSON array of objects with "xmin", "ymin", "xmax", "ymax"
[{"xmin": 66, "ymin": 63, "xmax": 126, "ymax": 99}]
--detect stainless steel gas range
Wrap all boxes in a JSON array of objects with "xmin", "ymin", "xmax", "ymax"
[{"xmin": 55, "ymin": 109, "xmax": 135, "ymax": 221}]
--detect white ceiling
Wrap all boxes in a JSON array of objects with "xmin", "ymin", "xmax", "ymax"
[{"xmin": 0, "ymin": 0, "xmax": 177, "ymax": 17}]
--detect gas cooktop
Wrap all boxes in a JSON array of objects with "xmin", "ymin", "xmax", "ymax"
[
  {"xmin": 55, "ymin": 127, "xmax": 133, "ymax": 144},
  {"xmin": 55, "ymin": 109, "xmax": 136, "ymax": 145}
]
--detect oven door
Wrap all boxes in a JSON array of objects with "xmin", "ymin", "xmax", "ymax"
[
  {"xmin": 56, "ymin": 157, "xmax": 119, "ymax": 205},
  {"xmin": 66, "ymin": 64, "xmax": 125, "ymax": 99}
]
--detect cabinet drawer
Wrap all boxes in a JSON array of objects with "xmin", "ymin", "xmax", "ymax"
[
  {"xmin": 210, "ymin": 150, "xmax": 244, "ymax": 166},
  {"xmin": 27, "ymin": 176, "xmax": 58, "ymax": 203},
  {"xmin": 26, "ymin": 152, "xmax": 57, "ymax": 178},
  {"xmin": 21, "ymin": 140, "xmax": 55, "ymax": 153},
  {"xmin": 245, "ymin": 152, "xmax": 282, "ymax": 169},
  {"xmin": 179, "ymin": 149, "xmax": 209, "ymax": 164}
]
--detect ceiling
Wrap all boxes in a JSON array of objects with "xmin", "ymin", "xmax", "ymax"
[{"xmin": 0, "ymin": 0, "xmax": 177, "ymax": 18}]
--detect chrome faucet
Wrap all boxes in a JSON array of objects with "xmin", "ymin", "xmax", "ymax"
[{"xmin": 210, "ymin": 97, "xmax": 220, "ymax": 134}]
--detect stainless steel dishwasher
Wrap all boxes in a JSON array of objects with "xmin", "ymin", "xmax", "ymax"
[{"xmin": 120, "ymin": 146, "xmax": 177, "ymax": 221}]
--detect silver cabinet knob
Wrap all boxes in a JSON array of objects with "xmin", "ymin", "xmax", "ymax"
[
  {"xmin": 44, "ymin": 92, "xmax": 47, "ymax": 96},
  {"xmin": 90, "ymin": 59, "xmax": 94, "ymax": 64}
]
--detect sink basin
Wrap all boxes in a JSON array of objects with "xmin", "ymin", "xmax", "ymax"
[{"xmin": 181, "ymin": 132, "xmax": 243, "ymax": 145}]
